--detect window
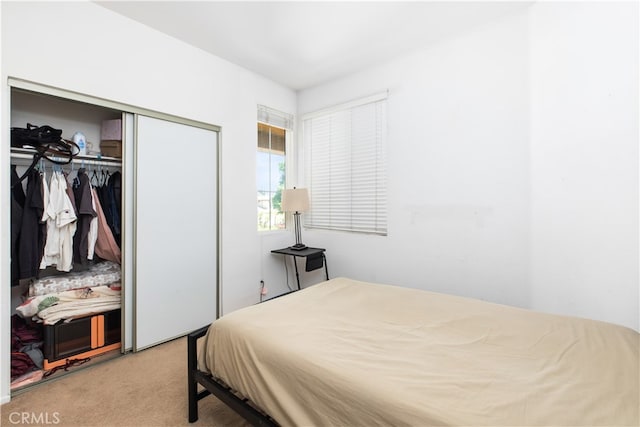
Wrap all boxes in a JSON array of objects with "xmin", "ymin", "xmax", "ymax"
[
  {"xmin": 303, "ymin": 93, "xmax": 387, "ymax": 235},
  {"xmin": 257, "ymin": 105, "xmax": 293, "ymax": 231}
]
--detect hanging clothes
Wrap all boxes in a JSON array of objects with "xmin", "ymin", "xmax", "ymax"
[
  {"xmin": 65, "ymin": 172, "xmax": 78, "ymax": 216},
  {"xmin": 11, "ymin": 166, "xmax": 25, "ymax": 286},
  {"xmin": 39, "ymin": 171, "xmax": 50, "ymax": 261},
  {"xmin": 18, "ymin": 169, "xmax": 47, "ymax": 280},
  {"xmin": 92, "ymin": 187, "xmax": 121, "ymax": 264},
  {"xmin": 72, "ymin": 169, "xmax": 97, "ymax": 268},
  {"xmin": 95, "ymin": 170, "xmax": 121, "ymax": 247},
  {"xmin": 96, "ymin": 185, "xmax": 109, "ymax": 225},
  {"xmin": 107, "ymin": 171, "xmax": 122, "ymax": 246},
  {"xmin": 87, "ymin": 184, "xmax": 99, "ymax": 261}
]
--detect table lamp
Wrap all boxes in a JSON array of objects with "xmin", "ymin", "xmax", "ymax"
[{"xmin": 281, "ymin": 187, "xmax": 309, "ymax": 250}]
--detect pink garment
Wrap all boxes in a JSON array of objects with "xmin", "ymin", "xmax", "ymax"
[
  {"xmin": 11, "ymin": 369, "xmax": 43, "ymax": 389},
  {"xmin": 91, "ymin": 188, "xmax": 121, "ymax": 264},
  {"xmin": 65, "ymin": 173, "xmax": 78, "ymax": 215}
]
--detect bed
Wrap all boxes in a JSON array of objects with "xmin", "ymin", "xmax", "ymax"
[{"xmin": 188, "ymin": 277, "xmax": 639, "ymax": 426}]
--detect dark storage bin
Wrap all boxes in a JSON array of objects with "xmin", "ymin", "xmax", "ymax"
[{"xmin": 43, "ymin": 309, "xmax": 121, "ymax": 369}]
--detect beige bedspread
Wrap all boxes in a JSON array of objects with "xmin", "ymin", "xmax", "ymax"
[{"xmin": 198, "ymin": 277, "xmax": 639, "ymax": 426}]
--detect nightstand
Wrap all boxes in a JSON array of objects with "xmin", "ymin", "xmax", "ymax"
[{"xmin": 271, "ymin": 247, "xmax": 329, "ymax": 290}]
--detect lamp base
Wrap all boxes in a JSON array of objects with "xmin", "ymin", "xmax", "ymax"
[{"xmin": 289, "ymin": 243, "xmax": 308, "ymax": 251}]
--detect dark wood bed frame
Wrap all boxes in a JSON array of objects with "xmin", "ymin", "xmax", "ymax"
[{"xmin": 187, "ymin": 325, "xmax": 279, "ymax": 426}]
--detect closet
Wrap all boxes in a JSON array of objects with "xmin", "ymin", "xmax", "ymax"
[{"xmin": 7, "ymin": 79, "xmax": 220, "ymax": 392}]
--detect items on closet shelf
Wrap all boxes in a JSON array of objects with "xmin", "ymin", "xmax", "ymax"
[
  {"xmin": 14, "ymin": 259, "xmax": 122, "ymax": 373},
  {"xmin": 17, "ymin": 283, "xmax": 121, "ymax": 325},
  {"xmin": 28, "ymin": 260, "xmax": 121, "ymax": 297}
]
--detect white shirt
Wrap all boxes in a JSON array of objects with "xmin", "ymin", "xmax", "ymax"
[{"xmin": 40, "ymin": 171, "xmax": 77, "ymax": 271}]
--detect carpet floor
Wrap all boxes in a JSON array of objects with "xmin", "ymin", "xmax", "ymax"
[{"xmin": 1, "ymin": 337, "xmax": 250, "ymax": 427}]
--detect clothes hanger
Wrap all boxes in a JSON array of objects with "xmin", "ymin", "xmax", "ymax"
[{"xmin": 91, "ymin": 165, "xmax": 100, "ymax": 187}]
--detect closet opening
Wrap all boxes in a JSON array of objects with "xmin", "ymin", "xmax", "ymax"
[{"xmin": 9, "ymin": 87, "xmax": 125, "ymax": 392}]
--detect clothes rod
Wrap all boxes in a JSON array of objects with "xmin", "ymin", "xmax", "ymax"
[{"xmin": 10, "ymin": 149, "xmax": 122, "ymax": 166}]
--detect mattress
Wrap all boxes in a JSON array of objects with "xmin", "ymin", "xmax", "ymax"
[{"xmin": 198, "ymin": 277, "xmax": 639, "ymax": 427}]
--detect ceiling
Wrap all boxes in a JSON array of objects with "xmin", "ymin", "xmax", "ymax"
[{"xmin": 96, "ymin": 1, "xmax": 531, "ymax": 91}]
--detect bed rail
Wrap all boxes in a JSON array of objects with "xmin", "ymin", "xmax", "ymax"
[
  {"xmin": 187, "ymin": 325, "xmax": 210, "ymax": 422},
  {"xmin": 187, "ymin": 325, "xmax": 278, "ymax": 426}
]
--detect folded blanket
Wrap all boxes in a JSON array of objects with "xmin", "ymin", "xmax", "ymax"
[
  {"xmin": 38, "ymin": 298, "xmax": 121, "ymax": 325},
  {"xmin": 30, "ymin": 261, "xmax": 121, "ymax": 296},
  {"xmin": 17, "ymin": 285, "xmax": 121, "ymax": 324}
]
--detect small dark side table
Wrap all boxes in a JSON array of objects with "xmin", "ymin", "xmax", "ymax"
[{"xmin": 271, "ymin": 247, "xmax": 329, "ymax": 290}]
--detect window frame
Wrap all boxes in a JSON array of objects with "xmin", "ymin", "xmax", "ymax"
[{"xmin": 257, "ymin": 105, "xmax": 294, "ymax": 233}]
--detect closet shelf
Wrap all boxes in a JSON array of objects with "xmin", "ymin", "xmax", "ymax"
[{"xmin": 10, "ymin": 148, "xmax": 121, "ymax": 166}]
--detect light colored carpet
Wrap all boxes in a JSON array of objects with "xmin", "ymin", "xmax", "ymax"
[{"xmin": 1, "ymin": 337, "xmax": 250, "ymax": 427}]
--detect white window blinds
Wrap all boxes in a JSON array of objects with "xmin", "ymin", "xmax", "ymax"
[
  {"xmin": 303, "ymin": 93, "xmax": 387, "ymax": 235},
  {"xmin": 258, "ymin": 104, "xmax": 293, "ymax": 130}
]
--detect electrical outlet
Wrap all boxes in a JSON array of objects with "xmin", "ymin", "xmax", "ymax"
[{"xmin": 260, "ymin": 280, "xmax": 268, "ymax": 296}]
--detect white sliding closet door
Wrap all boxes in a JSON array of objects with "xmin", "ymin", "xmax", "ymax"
[{"xmin": 134, "ymin": 115, "xmax": 218, "ymax": 350}]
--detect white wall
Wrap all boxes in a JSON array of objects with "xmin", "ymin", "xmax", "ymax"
[
  {"xmin": 298, "ymin": 8, "xmax": 532, "ymax": 306},
  {"xmin": 297, "ymin": 2, "xmax": 639, "ymax": 331},
  {"xmin": 0, "ymin": 1, "xmax": 295, "ymax": 402},
  {"xmin": 529, "ymin": 2, "xmax": 639, "ymax": 329}
]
